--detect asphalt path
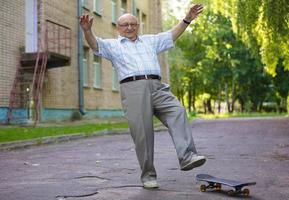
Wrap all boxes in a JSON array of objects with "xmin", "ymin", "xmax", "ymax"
[{"xmin": 0, "ymin": 117, "xmax": 288, "ymax": 200}]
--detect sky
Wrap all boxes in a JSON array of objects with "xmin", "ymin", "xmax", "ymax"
[{"xmin": 163, "ymin": 0, "xmax": 192, "ymax": 19}]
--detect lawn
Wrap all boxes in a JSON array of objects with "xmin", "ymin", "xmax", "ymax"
[{"xmin": 0, "ymin": 122, "xmax": 129, "ymax": 143}]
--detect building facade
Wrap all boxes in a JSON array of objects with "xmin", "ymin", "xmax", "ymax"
[{"xmin": 0, "ymin": 0, "xmax": 168, "ymax": 123}]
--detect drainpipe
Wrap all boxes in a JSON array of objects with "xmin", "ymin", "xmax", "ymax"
[{"xmin": 77, "ymin": 0, "xmax": 85, "ymax": 115}]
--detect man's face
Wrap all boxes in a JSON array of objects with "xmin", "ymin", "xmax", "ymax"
[{"xmin": 117, "ymin": 15, "xmax": 139, "ymax": 41}]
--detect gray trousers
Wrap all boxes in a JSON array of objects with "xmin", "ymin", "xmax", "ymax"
[{"xmin": 120, "ymin": 79, "xmax": 197, "ymax": 183}]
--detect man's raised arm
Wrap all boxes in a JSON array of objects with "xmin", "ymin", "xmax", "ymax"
[
  {"xmin": 79, "ymin": 15, "xmax": 98, "ymax": 51},
  {"xmin": 171, "ymin": 4, "xmax": 203, "ymax": 41}
]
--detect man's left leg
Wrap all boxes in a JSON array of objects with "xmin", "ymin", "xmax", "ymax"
[{"xmin": 152, "ymin": 81, "xmax": 206, "ymax": 170}]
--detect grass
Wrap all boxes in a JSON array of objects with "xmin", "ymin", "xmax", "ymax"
[
  {"xmin": 0, "ymin": 122, "xmax": 129, "ymax": 143},
  {"xmin": 188, "ymin": 112, "xmax": 288, "ymax": 120}
]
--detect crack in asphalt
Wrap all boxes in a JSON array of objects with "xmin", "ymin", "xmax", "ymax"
[
  {"xmin": 73, "ymin": 175, "xmax": 111, "ymax": 180},
  {"xmin": 55, "ymin": 191, "xmax": 99, "ymax": 199}
]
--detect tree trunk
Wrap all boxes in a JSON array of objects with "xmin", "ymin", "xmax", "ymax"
[
  {"xmin": 252, "ymin": 102, "xmax": 258, "ymax": 112},
  {"xmin": 207, "ymin": 99, "xmax": 214, "ymax": 114},
  {"xmin": 225, "ymin": 83, "xmax": 231, "ymax": 113},
  {"xmin": 188, "ymin": 83, "xmax": 192, "ymax": 112},
  {"xmin": 231, "ymin": 81, "xmax": 236, "ymax": 113},
  {"xmin": 181, "ymin": 92, "xmax": 184, "ymax": 106},
  {"xmin": 192, "ymin": 87, "xmax": 196, "ymax": 112},
  {"xmin": 203, "ymin": 101, "xmax": 207, "ymax": 114},
  {"xmin": 280, "ymin": 97, "xmax": 287, "ymax": 113},
  {"xmin": 177, "ymin": 88, "xmax": 184, "ymax": 106},
  {"xmin": 217, "ymin": 84, "xmax": 222, "ymax": 113},
  {"xmin": 239, "ymin": 98, "xmax": 245, "ymax": 113}
]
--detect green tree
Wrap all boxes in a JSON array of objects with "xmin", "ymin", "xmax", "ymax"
[
  {"xmin": 212, "ymin": 0, "xmax": 289, "ymax": 76},
  {"xmin": 273, "ymin": 61, "xmax": 289, "ymax": 112},
  {"xmin": 164, "ymin": 0, "xmax": 287, "ymax": 113}
]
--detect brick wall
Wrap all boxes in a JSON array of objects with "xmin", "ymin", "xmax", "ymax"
[
  {"xmin": 0, "ymin": 0, "xmax": 25, "ymax": 107},
  {"xmin": 41, "ymin": 0, "xmax": 79, "ymax": 109},
  {"xmin": 0, "ymin": 0, "xmax": 167, "ymax": 121},
  {"xmin": 81, "ymin": 0, "xmax": 122, "ymax": 110}
]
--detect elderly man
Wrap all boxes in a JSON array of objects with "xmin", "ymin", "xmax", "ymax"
[{"xmin": 80, "ymin": 4, "xmax": 205, "ymax": 189}]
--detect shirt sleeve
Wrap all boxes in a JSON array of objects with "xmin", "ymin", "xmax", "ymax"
[
  {"xmin": 92, "ymin": 37, "xmax": 113, "ymax": 60},
  {"xmin": 154, "ymin": 31, "xmax": 175, "ymax": 54}
]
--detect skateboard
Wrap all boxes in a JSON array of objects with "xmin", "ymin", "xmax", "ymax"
[{"xmin": 196, "ymin": 174, "xmax": 256, "ymax": 197}]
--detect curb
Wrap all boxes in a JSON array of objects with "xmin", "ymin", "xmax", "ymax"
[{"xmin": 0, "ymin": 126, "xmax": 168, "ymax": 151}]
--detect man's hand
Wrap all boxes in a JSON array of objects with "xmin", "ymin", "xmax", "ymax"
[
  {"xmin": 184, "ymin": 4, "xmax": 204, "ymax": 22},
  {"xmin": 79, "ymin": 14, "xmax": 98, "ymax": 51},
  {"xmin": 171, "ymin": 4, "xmax": 204, "ymax": 41},
  {"xmin": 80, "ymin": 14, "xmax": 93, "ymax": 32}
]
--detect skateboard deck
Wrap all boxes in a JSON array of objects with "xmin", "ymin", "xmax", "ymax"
[{"xmin": 196, "ymin": 174, "xmax": 256, "ymax": 196}]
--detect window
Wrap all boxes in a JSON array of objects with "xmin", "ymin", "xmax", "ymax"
[
  {"xmin": 93, "ymin": 55, "xmax": 102, "ymax": 88},
  {"xmin": 141, "ymin": 13, "xmax": 147, "ymax": 34},
  {"xmin": 136, "ymin": 9, "xmax": 141, "ymax": 33},
  {"xmin": 25, "ymin": 0, "xmax": 38, "ymax": 53},
  {"xmin": 81, "ymin": 0, "xmax": 88, "ymax": 8},
  {"xmin": 93, "ymin": 0, "xmax": 102, "ymax": 15},
  {"xmin": 83, "ymin": 48, "xmax": 89, "ymax": 87},
  {"xmin": 111, "ymin": 0, "xmax": 117, "ymax": 24},
  {"xmin": 136, "ymin": 8, "xmax": 140, "ymax": 21},
  {"xmin": 131, "ymin": 0, "xmax": 137, "ymax": 16},
  {"xmin": 112, "ymin": 68, "xmax": 119, "ymax": 91},
  {"xmin": 121, "ymin": 0, "xmax": 127, "ymax": 15}
]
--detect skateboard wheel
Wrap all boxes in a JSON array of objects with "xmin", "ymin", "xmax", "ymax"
[
  {"xmin": 200, "ymin": 184, "xmax": 207, "ymax": 192},
  {"xmin": 228, "ymin": 190, "xmax": 235, "ymax": 196},
  {"xmin": 243, "ymin": 188, "xmax": 250, "ymax": 197},
  {"xmin": 215, "ymin": 183, "xmax": 222, "ymax": 191}
]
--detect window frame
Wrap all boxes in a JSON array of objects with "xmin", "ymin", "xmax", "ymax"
[
  {"xmin": 111, "ymin": 0, "xmax": 117, "ymax": 24},
  {"xmin": 93, "ymin": 0, "xmax": 102, "ymax": 16},
  {"xmin": 121, "ymin": 0, "xmax": 127, "ymax": 15},
  {"xmin": 93, "ymin": 55, "xmax": 102, "ymax": 89},
  {"xmin": 112, "ymin": 68, "xmax": 119, "ymax": 91},
  {"xmin": 83, "ymin": 48, "xmax": 89, "ymax": 87},
  {"xmin": 81, "ymin": 0, "xmax": 88, "ymax": 9},
  {"xmin": 131, "ymin": 0, "xmax": 137, "ymax": 16}
]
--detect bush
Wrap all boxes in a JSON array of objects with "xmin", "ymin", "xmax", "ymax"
[
  {"xmin": 188, "ymin": 111, "xmax": 197, "ymax": 120},
  {"xmin": 71, "ymin": 110, "xmax": 82, "ymax": 121},
  {"xmin": 262, "ymin": 102, "xmax": 277, "ymax": 112}
]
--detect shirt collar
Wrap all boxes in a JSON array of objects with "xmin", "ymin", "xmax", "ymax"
[{"xmin": 118, "ymin": 35, "xmax": 142, "ymax": 43}]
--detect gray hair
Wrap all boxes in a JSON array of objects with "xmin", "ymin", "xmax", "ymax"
[{"xmin": 117, "ymin": 13, "xmax": 138, "ymax": 25}]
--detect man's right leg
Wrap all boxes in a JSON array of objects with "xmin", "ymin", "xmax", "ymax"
[{"xmin": 120, "ymin": 80, "xmax": 157, "ymax": 186}]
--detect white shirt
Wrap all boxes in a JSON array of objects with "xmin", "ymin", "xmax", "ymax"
[{"xmin": 93, "ymin": 31, "xmax": 174, "ymax": 81}]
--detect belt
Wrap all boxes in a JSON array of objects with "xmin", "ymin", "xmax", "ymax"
[{"xmin": 120, "ymin": 74, "xmax": 161, "ymax": 84}]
